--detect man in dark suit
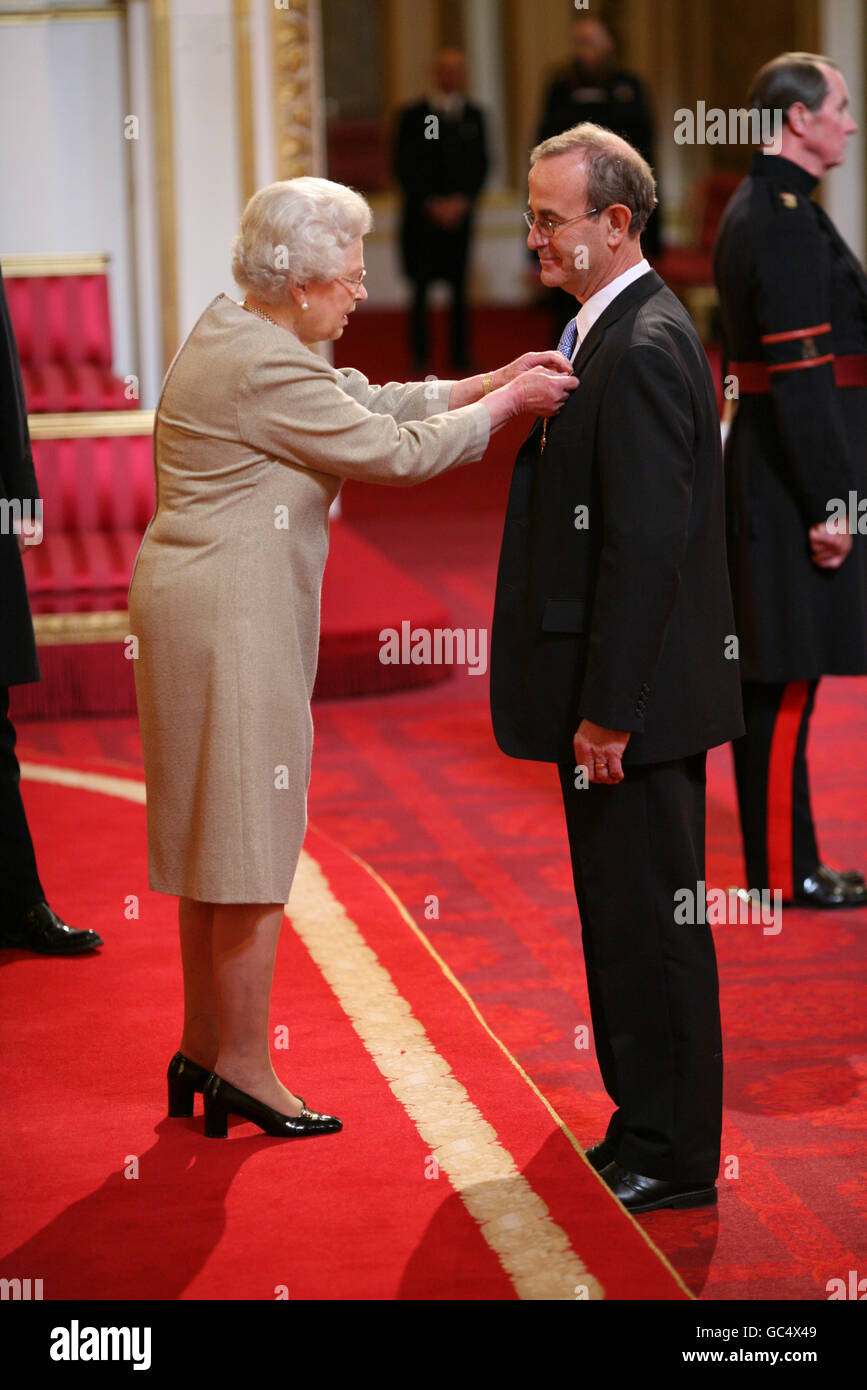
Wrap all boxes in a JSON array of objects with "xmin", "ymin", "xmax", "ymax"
[
  {"xmin": 713, "ymin": 53, "xmax": 866, "ymax": 910},
  {"xmin": 393, "ymin": 47, "xmax": 488, "ymax": 373},
  {"xmin": 490, "ymin": 124, "xmax": 744, "ymax": 1212},
  {"xmin": 0, "ymin": 267, "xmax": 101, "ymax": 955}
]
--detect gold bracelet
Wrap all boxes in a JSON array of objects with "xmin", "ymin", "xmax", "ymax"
[{"xmin": 483, "ymin": 371, "xmax": 493, "ymax": 395}]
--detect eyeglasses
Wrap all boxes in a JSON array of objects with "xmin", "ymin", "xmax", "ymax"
[
  {"xmin": 336, "ymin": 269, "xmax": 367, "ymax": 294},
  {"xmin": 523, "ymin": 208, "xmax": 599, "ymax": 238}
]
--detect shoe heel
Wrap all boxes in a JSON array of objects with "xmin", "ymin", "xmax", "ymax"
[
  {"xmin": 168, "ymin": 1075, "xmax": 195, "ymax": 1118},
  {"xmin": 203, "ymin": 1091, "xmax": 229, "ymax": 1138}
]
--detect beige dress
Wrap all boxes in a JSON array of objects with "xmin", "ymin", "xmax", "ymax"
[{"xmin": 128, "ymin": 293, "xmax": 491, "ymax": 902}]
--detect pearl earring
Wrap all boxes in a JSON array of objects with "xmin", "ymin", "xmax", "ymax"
[{"xmin": 302, "ymin": 300, "xmax": 308, "ymax": 310}]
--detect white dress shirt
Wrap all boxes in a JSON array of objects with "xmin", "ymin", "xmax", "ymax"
[{"xmin": 567, "ymin": 258, "xmax": 652, "ymax": 361}]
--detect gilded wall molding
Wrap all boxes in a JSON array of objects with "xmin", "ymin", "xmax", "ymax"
[
  {"xmin": 150, "ymin": 0, "xmax": 178, "ymax": 372},
  {"xmin": 271, "ymin": 0, "xmax": 322, "ymax": 178}
]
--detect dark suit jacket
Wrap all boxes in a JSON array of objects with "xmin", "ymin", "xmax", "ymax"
[
  {"xmin": 0, "ymin": 267, "xmax": 40, "ymax": 688},
  {"xmin": 490, "ymin": 269, "xmax": 744, "ymax": 766},
  {"xmin": 393, "ymin": 98, "xmax": 488, "ymax": 281}
]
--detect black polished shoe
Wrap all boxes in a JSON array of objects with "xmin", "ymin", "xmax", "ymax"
[
  {"xmin": 0, "ymin": 902, "xmax": 103, "ymax": 954},
  {"xmin": 793, "ymin": 865, "xmax": 867, "ymax": 908},
  {"xmin": 822, "ymin": 865, "xmax": 866, "ymax": 889},
  {"xmin": 202, "ymin": 1073, "xmax": 342, "ymax": 1138},
  {"xmin": 584, "ymin": 1140, "xmax": 617, "ymax": 1172},
  {"xmin": 599, "ymin": 1161, "xmax": 717, "ymax": 1214},
  {"xmin": 167, "ymin": 1051, "xmax": 213, "ymax": 1117}
]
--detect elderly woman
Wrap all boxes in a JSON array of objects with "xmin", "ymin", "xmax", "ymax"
[{"xmin": 128, "ymin": 176, "xmax": 575, "ymax": 1139}]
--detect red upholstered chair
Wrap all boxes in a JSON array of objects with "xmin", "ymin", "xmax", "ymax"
[
  {"xmin": 1, "ymin": 254, "xmax": 137, "ymax": 412},
  {"xmin": 25, "ymin": 411, "xmax": 155, "ymax": 615},
  {"xmin": 653, "ymin": 171, "xmax": 743, "ymax": 290},
  {"xmin": 10, "ymin": 410, "xmax": 155, "ymax": 719}
]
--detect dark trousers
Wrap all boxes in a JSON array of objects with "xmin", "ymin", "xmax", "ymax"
[
  {"xmin": 557, "ymin": 751, "xmax": 722, "ymax": 1183},
  {"xmin": 731, "ymin": 679, "xmax": 820, "ymax": 898},
  {"xmin": 409, "ymin": 266, "xmax": 469, "ymax": 368},
  {"xmin": 0, "ymin": 685, "xmax": 44, "ymax": 926}
]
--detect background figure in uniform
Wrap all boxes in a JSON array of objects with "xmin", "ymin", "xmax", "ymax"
[
  {"xmin": 714, "ymin": 53, "xmax": 867, "ymax": 909},
  {"xmin": 393, "ymin": 47, "xmax": 489, "ymax": 374},
  {"xmin": 0, "ymin": 268, "xmax": 102, "ymax": 956},
  {"xmin": 535, "ymin": 14, "xmax": 660, "ymax": 337}
]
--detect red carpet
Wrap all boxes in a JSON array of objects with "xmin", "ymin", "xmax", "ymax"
[
  {"xmin": 0, "ymin": 762, "xmax": 688, "ymax": 1301},
  {"xmin": 5, "ymin": 306, "xmax": 865, "ymax": 1301}
]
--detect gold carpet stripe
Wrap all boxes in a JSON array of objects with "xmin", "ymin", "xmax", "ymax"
[
  {"xmin": 17, "ymin": 762, "xmax": 681, "ymax": 1299},
  {"xmin": 332, "ymin": 832, "xmax": 695, "ymax": 1301},
  {"xmin": 287, "ymin": 849, "xmax": 604, "ymax": 1300},
  {"xmin": 20, "ymin": 762, "xmax": 147, "ymax": 803}
]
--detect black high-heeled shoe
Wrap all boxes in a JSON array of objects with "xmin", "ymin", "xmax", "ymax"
[
  {"xmin": 167, "ymin": 1051, "xmax": 212, "ymax": 1117},
  {"xmin": 202, "ymin": 1072, "xmax": 342, "ymax": 1138}
]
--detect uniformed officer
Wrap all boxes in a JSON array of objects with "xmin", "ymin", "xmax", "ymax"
[
  {"xmin": 0, "ymin": 267, "xmax": 103, "ymax": 954},
  {"xmin": 713, "ymin": 53, "xmax": 867, "ymax": 908},
  {"xmin": 534, "ymin": 13, "xmax": 660, "ymax": 339}
]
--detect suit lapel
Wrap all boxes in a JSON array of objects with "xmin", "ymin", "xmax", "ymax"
[{"xmin": 571, "ymin": 269, "xmax": 665, "ymax": 378}]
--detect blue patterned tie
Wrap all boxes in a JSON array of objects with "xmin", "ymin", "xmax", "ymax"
[{"xmin": 556, "ymin": 316, "xmax": 578, "ymax": 362}]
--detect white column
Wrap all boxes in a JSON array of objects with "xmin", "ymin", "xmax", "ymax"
[
  {"xmin": 127, "ymin": 0, "xmax": 163, "ymax": 407},
  {"xmin": 463, "ymin": 0, "xmax": 506, "ymax": 189},
  {"xmin": 820, "ymin": 0, "xmax": 865, "ymax": 261},
  {"xmin": 169, "ymin": 0, "xmax": 243, "ymax": 339},
  {"xmin": 249, "ymin": 0, "xmax": 278, "ymax": 189}
]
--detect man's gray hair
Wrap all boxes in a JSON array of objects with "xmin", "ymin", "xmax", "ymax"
[
  {"xmin": 748, "ymin": 52, "xmax": 839, "ymax": 122},
  {"xmin": 231, "ymin": 176, "xmax": 372, "ymax": 303},
  {"xmin": 530, "ymin": 123, "xmax": 657, "ymax": 238}
]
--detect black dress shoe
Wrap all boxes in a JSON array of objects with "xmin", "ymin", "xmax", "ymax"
[
  {"xmin": 0, "ymin": 902, "xmax": 103, "ymax": 954},
  {"xmin": 600, "ymin": 1160, "xmax": 717, "ymax": 1214},
  {"xmin": 203, "ymin": 1072, "xmax": 342, "ymax": 1138},
  {"xmin": 167, "ymin": 1051, "xmax": 213, "ymax": 1117},
  {"xmin": 584, "ymin": 1140, "xmax": 617, "ymax": 1172},
  {"xmin": 822, "ymin": 865, "xmax": 866, "ymax": 889},
  {"xmin": 793, "ymin": 866, "xmax": 867, "ymax": 908}
]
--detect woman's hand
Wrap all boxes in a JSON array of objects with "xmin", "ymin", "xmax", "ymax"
[
  {"xmin": 511, "ymin": 365, "xmax": 579, "ymax": 418},
  {"xmin": 491, "ymin": 350, "xmax": 574, "ymax": 391}
]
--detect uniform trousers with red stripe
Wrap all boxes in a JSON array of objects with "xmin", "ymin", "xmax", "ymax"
[{"xmin": 731, "ymin": 679, "xmax": 820, "ymax": 900}]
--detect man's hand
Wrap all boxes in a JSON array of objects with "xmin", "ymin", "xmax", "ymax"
[
  {"xmin": 573, "ymin": 719, "xmax": 631, "ymax": 785},
  {"xmin": 809, "ymin": 519, "xmax": 851, "ymax": 568},
  {"xmin": 492, "ymin": 350, "xmax": 574, "ymax": 391}
]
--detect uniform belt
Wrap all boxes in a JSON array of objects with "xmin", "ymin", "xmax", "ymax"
[{"xmin": 730, "ymin": 355, "xmax": 867, "ymax": 392}]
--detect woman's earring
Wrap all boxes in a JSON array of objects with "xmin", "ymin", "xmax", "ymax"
[{"xmin": 301, "ymin": 300, "xmax": 309, "ymax": 310}]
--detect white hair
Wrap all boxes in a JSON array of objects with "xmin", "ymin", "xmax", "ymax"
[{"xmin": 231, "ymin": 176, "xmax": 373, "ymax": 303}]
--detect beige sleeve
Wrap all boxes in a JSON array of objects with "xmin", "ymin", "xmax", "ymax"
[
  {"xmin": 335, "ymin": 366, "xmax": 456, "ymax": 422},
  {"xmin": 235, "ymin": 349, "xmax": 490, "ymax": 486}
]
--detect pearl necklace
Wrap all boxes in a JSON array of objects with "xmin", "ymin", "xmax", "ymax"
[{"xmin": 241, "ymin": 298, "xmax": 278, "ymax": 326}]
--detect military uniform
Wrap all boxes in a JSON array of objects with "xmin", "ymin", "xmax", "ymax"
[{"xmin": 713, "ymin": 152, "xmax": 867, "ymax": 901}]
